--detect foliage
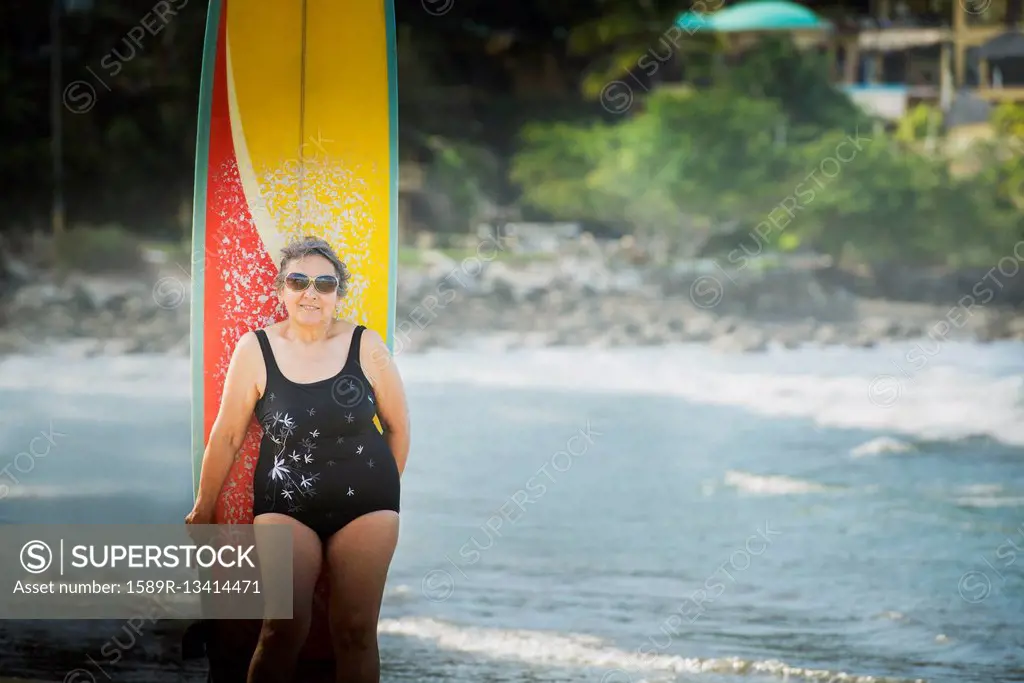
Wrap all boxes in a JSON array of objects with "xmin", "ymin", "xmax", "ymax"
[
  {"xmin": 792, "ymin": 132, "xmax": 982, "ymax": 264},
  {"xmin": 512, "ymin": 88, "xmax": 798, "ymax": 255},
  {"xmin": 721, "ymin": 36, "xmax": 872, "ymax": 141},
  {"xmin": 51, "ymin": 224, "xmax": 147, "ymax": 274},
  {"xmin": 895, "ymin": 104, "xmax": 943, "ymax": 143},
  {"xmin": 422, "ymin": 136, "xmax": 503, "ymax": 235},
  {"xmin": 510, "ymin": 121, "xmax": 619, "ymax": 222},
  {"xmin": 565, "ymin": 0, "xmax": 720, "ymax": 99},
  {"xmin": 510, "ymin": 79, "xmax": 1020, "ymax": 267},
  {"xmin": 983, "ymin": 103, "xmax": 1024, "ymax": 213},
  {"xmin": 992, "ymin": 101, "xmax": 1024, "ymax": 137}
]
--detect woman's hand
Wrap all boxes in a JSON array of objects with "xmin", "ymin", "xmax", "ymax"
[{"xmin": 184, "ymin": 502, "xmax": 215, "ymax": 525}]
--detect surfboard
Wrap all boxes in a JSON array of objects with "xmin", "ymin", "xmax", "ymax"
[{"xmin": 189, "ymin": 0, "xmax": 398, "ymax": 673}]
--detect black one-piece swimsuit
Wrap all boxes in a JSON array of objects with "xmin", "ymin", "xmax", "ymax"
[{"xmin": 251, "ymin": 325, "xmax": 400, "ymax": 541}]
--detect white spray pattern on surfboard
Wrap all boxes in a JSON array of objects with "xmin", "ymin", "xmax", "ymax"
[
  {"xmin": 206, "ymin": 140, "xmax": 377, "ymax": 384},
  {"xmin": 245, "ymin": 128, "xmax": 376, "ymax": 325},
  {"xmin": 249, "ymin": 127, "xmax": 377, "ymax": 333}
]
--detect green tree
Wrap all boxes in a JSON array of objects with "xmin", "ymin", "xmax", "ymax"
[
  {"xmin": 721, "ymin": 35, "xmax": 872, "ymax": 142},
  {"xmin": 793, "ymin": 131, "xmax": 1009, "ymax": 266},
  {"xmin": 511, "ymin": 87, "xmax": 797, "ymax": 255},
  {"xmin": 564, "ymin": 0, "xmax": 722, "ymax": 99}
]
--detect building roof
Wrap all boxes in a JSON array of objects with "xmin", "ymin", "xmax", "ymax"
[
  {"xmin": 976, "ymin": 31, "xmax": 1024, "ymax": 61},
  {"xmin": 944, "ymin": 91, "xmax": 993, "ymax": 128}
]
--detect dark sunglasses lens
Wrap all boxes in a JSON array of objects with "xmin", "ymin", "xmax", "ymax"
[
  {"xmin": 314, "ymin": 276, "xmax": 339, "ymax": 294},
  {"xmin": 285, "ymin": 273, "xmax": 310, "ymax": 291}
]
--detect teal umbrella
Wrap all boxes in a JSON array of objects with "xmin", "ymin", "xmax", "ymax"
[{"xmin": 677, "ymin": 0, "xmax": 831, "ymax": 33}]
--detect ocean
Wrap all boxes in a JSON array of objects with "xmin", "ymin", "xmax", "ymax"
[{"xmin": 1, "ymin": 337, "xmax": 1023, "ymax": 683}]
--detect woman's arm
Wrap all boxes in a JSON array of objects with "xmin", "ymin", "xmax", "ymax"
[
  {"xmin": 361, "ymin": 328, "xmax": 411, "ymax": 476},
  {"xmin": 191, "ymin": 331, "xmax": 264, "ymax": 518}
]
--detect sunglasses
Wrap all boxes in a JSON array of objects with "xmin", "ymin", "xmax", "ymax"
[{"xmin": 284, "ymin": 272, "xmax": 339, "ymax": 295}]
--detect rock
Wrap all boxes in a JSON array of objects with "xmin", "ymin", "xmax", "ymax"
[
  {"xmin": 0, "ymin": 330, "xmax": 30, "ymax": 354},
  {"xmin": 642, "ymin": 322, "xmax": 672, "ymax": 346},
  {"xmin": 860, "ymin": 316, "xmax": 900, "ymax": 339},
  {"xmin": 849, "ymin": 335, "xmax": 877, "ymax": 348},
  {"xmin": 76, "ymin": 277, "xmax": 146, "ymax": 311},
  {"xmin": 623, "ymin": 321, "xmax": 643, "ymax": 337},
  {"xmin": 899, "ymin": 321, "xmax": 924, "ymax": 339},
  {"xmin": 710, "ymin": 327, "xmax": 768, "ymax": 353},
  {"xmin": 516, "ymin": 331, "xmax": 558, "ymax": 348},
  {"xmin": 972, "ymin": 311, "xmax": 1009, "ymax": 343},
  {"xmin": 665, "ymin": 317, "xmax": 685, "ymax": 334},
  {"xmin": 683, "ymin": 313, "xmax": 717, "ymax": 342},
  {"xmin": 420, "ymin": 249, "xmax": 459, "ymax": 275},
  {"xmin": 1, "ymin": 254, "xmax": 32, "ymax": 287},
  {"xmin": 550, "ymin": 327, "xmax": 579, "ymax": 346},
  {"xmin": 1005, "ymin": 315, "xmax": 1024, "ymax": 340},
  {"xmin": 586, "ymin": 331, "xmax": 613, "ymax": 348},
  {"xmin": 99, "ymin": 338, "xmax": 139, "ymax": 355},
  {"xmin": 714, "ymin": 316, "xmax": 741, "ymax": 336},
  {"xmin": 2, "ymin": 247, "xmax": 1022, "ymax": 357},
  {"xmin": 813, "ymin": 324, "xmax": 841, "ymax": 345},
  {"xmin": 12, "ymin": 283, "xmax": 67, "ymax": 310}
]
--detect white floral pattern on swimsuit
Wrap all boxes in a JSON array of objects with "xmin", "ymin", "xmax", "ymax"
[{"xmin": 260, "ymin": 411, "xmax": 323, "ymax": 513}]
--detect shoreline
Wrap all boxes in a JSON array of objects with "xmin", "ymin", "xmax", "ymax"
[{"xmin": 1, "ymin": 250, "xmax": 1023, "ymax": 357}]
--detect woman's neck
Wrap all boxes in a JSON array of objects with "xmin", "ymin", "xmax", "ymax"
[{"xmin": 285, "ymin": 319, "xmax": 332, "ymax": 344}]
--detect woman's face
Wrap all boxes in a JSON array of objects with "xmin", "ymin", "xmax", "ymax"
[{"xmin": 277, "ymin": 254, "xmax": 341, "ymax": 326}]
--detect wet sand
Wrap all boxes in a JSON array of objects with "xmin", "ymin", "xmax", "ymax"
[
  {"xmin": 0, "ymin": 619, "xmax": 206, "ymax": 683},
  {"xmin": 0, "ymin": 619, "xmax": 350, "ymax": 683}
]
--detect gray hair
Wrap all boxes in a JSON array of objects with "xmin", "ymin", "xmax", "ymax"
[{"xmin": 273, "ymin": 235, "xmax": 351, "ymax": 297}]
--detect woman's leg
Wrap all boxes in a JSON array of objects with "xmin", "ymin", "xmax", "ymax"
[
  {"xmin": 324, "ymin": 510, "xmax": 400, "ymax": 683},
  {"xmin": 247, "ymin": 513, "xmax": 323, "ymax": 683}
]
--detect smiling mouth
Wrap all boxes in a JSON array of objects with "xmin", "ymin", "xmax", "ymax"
[{"xmin": 300, "ymin": 305, "xmax": 319, "ymax": 312}]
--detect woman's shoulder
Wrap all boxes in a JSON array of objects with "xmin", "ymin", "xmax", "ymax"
[
  {"xmin": 226, "ymin": 329, "xmax": 266, "ymax": 375},
  {"xmin": 354, "ymin": 325, "xmax": 391, "ymax": 369},
  {"xmin": 332, "ymin": 318, "xmax": 381, "ymax": 343},
  {"xmin": 329, "ymin": 318, "xmax": 362, "ymax": 338},
  {"xmin": 261, "ymin": 321, "xmax": 286, "ymax": 336}
]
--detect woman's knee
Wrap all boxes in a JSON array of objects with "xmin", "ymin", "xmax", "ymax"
[
  {"xmin": 330, "ymin": 614, "xmax": 378, "ymax": 652},
  {"xmin": 258, "ymin": 614, "xmax": 312, "ymax": 651}
]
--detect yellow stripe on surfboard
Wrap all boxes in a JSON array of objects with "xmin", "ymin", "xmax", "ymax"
[{"xmin": 225, "ymin": 0, "xmax": 395, "ymax": 335}]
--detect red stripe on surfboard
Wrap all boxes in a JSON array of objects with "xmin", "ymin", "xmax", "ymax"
[
  {"xmin": 203, "ymin": 0, "xmax": 274, "ymax": 529},
  {"xmin": 201, "ymin": 0, "xmax": 333, "ymax": 661}
]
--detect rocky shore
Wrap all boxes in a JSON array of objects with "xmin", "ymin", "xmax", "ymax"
[{"xmin": 1, "ymin": 248, "xmax": 1023, "ymax": 357}]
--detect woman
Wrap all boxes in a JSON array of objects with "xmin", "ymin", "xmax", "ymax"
[{"xmin": 185, "ymin": 235, "xmax": 410, "ymax": 683}]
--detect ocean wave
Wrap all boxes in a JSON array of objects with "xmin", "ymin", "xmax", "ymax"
[
  {"xmin": 397, "ymin": 342, "xmax": 1024, "ymax": 448},
  {"xmin": 3, "ymin": 340, "xmax": 1023, "ymax": 448},
  {"xmin": 378, "ymin": 616, "xmax": 926, "ymax": 683},
  {"xmin": 850, "ymin": 437, "xmax": 916, "ymax": 458},
  {"xmin": 0, "ymin": 482, "xmax": 144, "ymax": 501},
  {"xmin": 0, "ymin": 348, "xmax": 191, "ymax": 399},
  {"xmin": 952, "ymin": 495, "xmax": 1024, "ymax": 509},
  {"xmin": 723, "ymin": 470, "xmax": 831, "ymax": 496},
  {"xmin": 948, "ymin": 483, "xmax": 1024, "ymax": 508}
]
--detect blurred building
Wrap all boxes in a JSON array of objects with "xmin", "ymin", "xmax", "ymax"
[
  {"xmin": 676, "ymin": 0, "xmax": 1023, "ymax": 125},
  {"xmin": 835, "ymin": 0, "xmax": 1024, "ymax": 124}
]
